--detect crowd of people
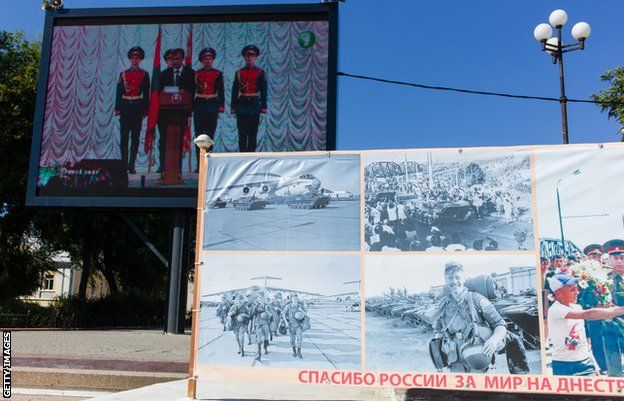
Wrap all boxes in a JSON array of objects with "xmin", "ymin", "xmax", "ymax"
[
  {"xmin": 364, "ymin": 161, "xmax": 530, "ymax": 251},
  {"xmin": 214, "ymin": 290, "xmax": 310, "ymax": 361},
  {"xmin": 541, "ymin": 240, "xmax": 624, "ymax": 377}
]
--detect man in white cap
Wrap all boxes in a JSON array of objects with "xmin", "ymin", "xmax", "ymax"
[{"xmin": 547, "ymin": 273, "xmax": 624, "ymax": 376}]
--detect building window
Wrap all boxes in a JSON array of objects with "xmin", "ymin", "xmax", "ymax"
[{"xmin": 43, "ymin": 274, "xmax": 54, "ymax": 291}]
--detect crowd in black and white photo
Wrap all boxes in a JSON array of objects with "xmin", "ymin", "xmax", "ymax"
[{"xmin": 364, "ymin": 155, "xmax": 533, "ymax": 252}]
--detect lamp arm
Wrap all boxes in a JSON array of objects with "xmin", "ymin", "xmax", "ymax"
[{"xmin": 561, "ymin": 44, "xmax": 585, "ymax": 53}]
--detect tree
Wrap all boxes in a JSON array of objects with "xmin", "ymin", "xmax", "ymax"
[
  {"xmin": 0, "ymin": 31, "xmax": 55, "ymax": 301},
  {"xmin": 590, "ymin": 66, "xmax": 624, "ymax": 140},
  {"xmin": 0, "ymin": 31, "xmax": 173, "ymax": 304}
]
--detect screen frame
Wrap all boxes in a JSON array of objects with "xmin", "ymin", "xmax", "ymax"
[{"xmin": 26, "ymin": 3, "xmax": 338, "ymax": 209}]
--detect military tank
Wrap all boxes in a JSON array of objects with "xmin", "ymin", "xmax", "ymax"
[
  {"xmin": 232, "ymin": 197, "xmax": 268, "ymax": 211},
  {"xmin": 497, "ymin": 297, "xmax": 540, "ymax": 350},
  {"xmin": 208, "ymin": 198, "xmax": 227, "ymax": 209},
  {"xmin": 285, "ymin": 194, "xmax": 330, "ymax": 209}
]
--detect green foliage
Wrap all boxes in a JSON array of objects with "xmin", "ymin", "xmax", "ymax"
[
  {"xmin": 52, "ymin": 291, "xmax": 164, "ymax": 318},
  {"xmin": 0, "ymin": 298, "xmax": 47, "ymax": 315},
  {"xmin": 37, "ymin": 211, "xmax": 171, "ymax": 299},
  {"xmin": 590, "ymin": 66, "xmax": 624, "ymax": 140},
  {"xmin": 0, "ymin": 291, "xmax": 166, "ymax": 328},
  {"xmin": 0, "ymin": 30, "xmax": 55, "ymax": 300},
  {"xmin": 0, "ymin": 30, "xmax": 174, "ymax": 303}
]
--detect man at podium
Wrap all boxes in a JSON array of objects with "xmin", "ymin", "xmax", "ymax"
[{"xmin": 157, "ymin": 48, "xmax": 195, "ymax": 175}]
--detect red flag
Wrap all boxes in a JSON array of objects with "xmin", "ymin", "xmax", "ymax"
[
  {"xmin": 144, "ymin": 26, "xmax": 161, "ymax": 156},
  {"xmin": 183, "ymin": 25, "xmax": 193, "ymax": 154}
]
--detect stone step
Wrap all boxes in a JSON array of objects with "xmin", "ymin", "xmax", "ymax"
[{"xmin": 13, "ymin": 367, "xmax": 187, "ymax": 392}]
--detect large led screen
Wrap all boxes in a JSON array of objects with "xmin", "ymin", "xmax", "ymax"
[{"xmin": 26, "ymin": 4, "xmax": 337, "ymax": 208}]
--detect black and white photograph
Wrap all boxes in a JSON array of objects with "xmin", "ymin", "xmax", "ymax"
[
  {"xmin": 535, "ymin": 145, "xmax": 624, "ymax": 378},
  {"xmin": 197, "ymin": 253, "xmax": 361, "ymax": 369},
  {"xmin": 202, "ymin": 154, "xmax": 360, "ymax": 251},
  {"xmin": 364, "ymin": 254, "xmax": 541, "ymax": 374},
  {"xmin": 364, "ymin": 149, "xmax": 534, "ymax": 252}
]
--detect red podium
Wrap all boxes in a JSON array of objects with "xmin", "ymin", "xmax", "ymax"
[{"xmin": 157, "ymin": 90, "xmax": 192, "ymax": 185}]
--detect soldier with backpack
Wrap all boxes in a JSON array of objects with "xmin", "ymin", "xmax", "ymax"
[
  {"xmin": 430, "ymin": 262, "xmax": 529, "ymax": 374},
  {"xmin": 282, "ymin": 294, "xmax": 310, "ymax": 359}
]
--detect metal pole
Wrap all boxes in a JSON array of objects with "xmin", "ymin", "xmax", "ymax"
[
  {"xmin": 557, "ymin": 26, "xmax": 569, "ymax": 144},
  {"xmin": 556, "ymin": 186, "xmax": 566, "ymax": 255},
  {"xmin": 165, "ymin": 209, "xmax": 187, "ymax": 334}
]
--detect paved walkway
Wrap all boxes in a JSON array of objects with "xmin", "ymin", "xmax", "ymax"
[
  {"xmin": 12, "ymin": 330, "xmax": 189, "ymax": 362},
  {"xmin": 10, "ymin": 330, "xmax": 397, "ymax": 400},
  {"xmin": 86, "ymin": 379, "xmax": 397, "ymax": 401}
]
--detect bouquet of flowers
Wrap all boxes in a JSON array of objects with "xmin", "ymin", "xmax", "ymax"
[
  {"xmin": 557, "ymin": 260, "xmax": 624, "ymax": 336},
  {"xmin": 565, "ymin": 260, "xmax": 612, "ymax": 309}
]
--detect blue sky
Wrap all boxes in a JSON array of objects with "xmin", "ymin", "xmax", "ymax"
[{"xmin": 4, "ymin": 0, "xmax": 624, "ymax": 150}]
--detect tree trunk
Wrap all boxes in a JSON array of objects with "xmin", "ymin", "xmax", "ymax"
[
  {"xmin": 78, "ymin": 234, "xmax": 92, "ymax": 299},
  {"xmin": 101, "ymin": 242, "xmax": 118, "ymax": 296}
]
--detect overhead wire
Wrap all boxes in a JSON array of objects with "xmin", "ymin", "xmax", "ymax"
[{"xmin": 337, "ymin": 71, "xmax": 619, "ymax": 105}]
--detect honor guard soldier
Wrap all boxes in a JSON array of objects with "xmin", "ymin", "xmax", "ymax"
[
  {"xmin": 157, "ymin": 48, "xmax": 195, "ymax": 173},
  {"xmin": 115, "ymin": 46, "xmax": 149, "ymax": 175},
  {"xmin": 602, "ymin": 239, "xmax": 624, "ymax": 376},
  {"xmin": 231, "ymin": 45, "xmax": 267, "ymax": 152},
  {"xmin": 193, "ymin": 47, "xmax": 224, "ymax": 170}
]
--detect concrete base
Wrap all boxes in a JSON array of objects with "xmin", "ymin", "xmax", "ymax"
[
  {"xmin": 83, "ymin": 379, "xmax": 398, "ymax": 401},
  {"xmin": 13, "ymin": 367, "xmax": 186, "ymax": 392}
]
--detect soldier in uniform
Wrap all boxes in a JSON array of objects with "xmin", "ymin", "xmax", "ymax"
[
  {"xmin": 193, "ymin": 47, "xmax": 224, "ymax": 171},
  {"xmin": 431, "ymin": 262, "xmax": 529, "ymax": 374},
  {"xmin": 231, "ymin": 45, "xmax": 267, "ymax": 152},
  {"xmin": 582, "ymin": 243, "xmax": 608, "ymax": 373},
  {"xmin": 216, "ymin": 293, "xmax": 233, "ymax": 332},
  {"xmin": 115, "ymin": 46, "xmax": 150, "ymax": 175},
  {"xmin": 602, "ymin": 239, "xmax": 624, "ymax": 377},
  {"xmin": 282, "ymin": 293, "xmax": 309, "ymax": 359},
  {"xmin": 228, "ymin": 294, "xmax": 251, "ymax": 357},
  {"xmin": 584, "ymin": 244, "xmax": 604, "ymax": 264},
  {"xmin": 250, "ymin": 291, "xmax": 271, "ymax": 361},
  {"xmin": 157, "ymin": 48, "xmax": 195, "ymax": 174},
  {"xmin": 268, "ymin": 292, "xmax": 284, "ymax": 340}
]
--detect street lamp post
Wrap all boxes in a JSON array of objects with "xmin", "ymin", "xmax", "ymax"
[
  {"xmin": 555, "ymin": 169, "xmax": 581, "ymax": 255},
  {"xmin": 533, "ymin": 10, "xmax": 591, "ymax": 144}
]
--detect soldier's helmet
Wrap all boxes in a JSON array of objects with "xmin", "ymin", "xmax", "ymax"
[
  {"xmin": 241, "ymin": 45, "xmax": 260, "ymax": 57},
  {"xmin": 294, "ymin": 311, "xmax": 305, "ymax": 321},
  {"xmin": 236, "ymin": 313, "xmax": 249, "ymax": 323},
  {"xmin": 260, "ymin": 312, "xmax": 268, "ymax": 320},
  {"xmin": 127, "ymin": 46, "xmax": 145, "ymax": 60},
  {"xmin": 460, "ymin": 343, "xmax": 491, "ymax": 371}
]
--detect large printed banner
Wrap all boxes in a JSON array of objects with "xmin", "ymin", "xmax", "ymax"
[{"xmin": 191, "ymin": 144, "xmax": 624, "ymax": 397}]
